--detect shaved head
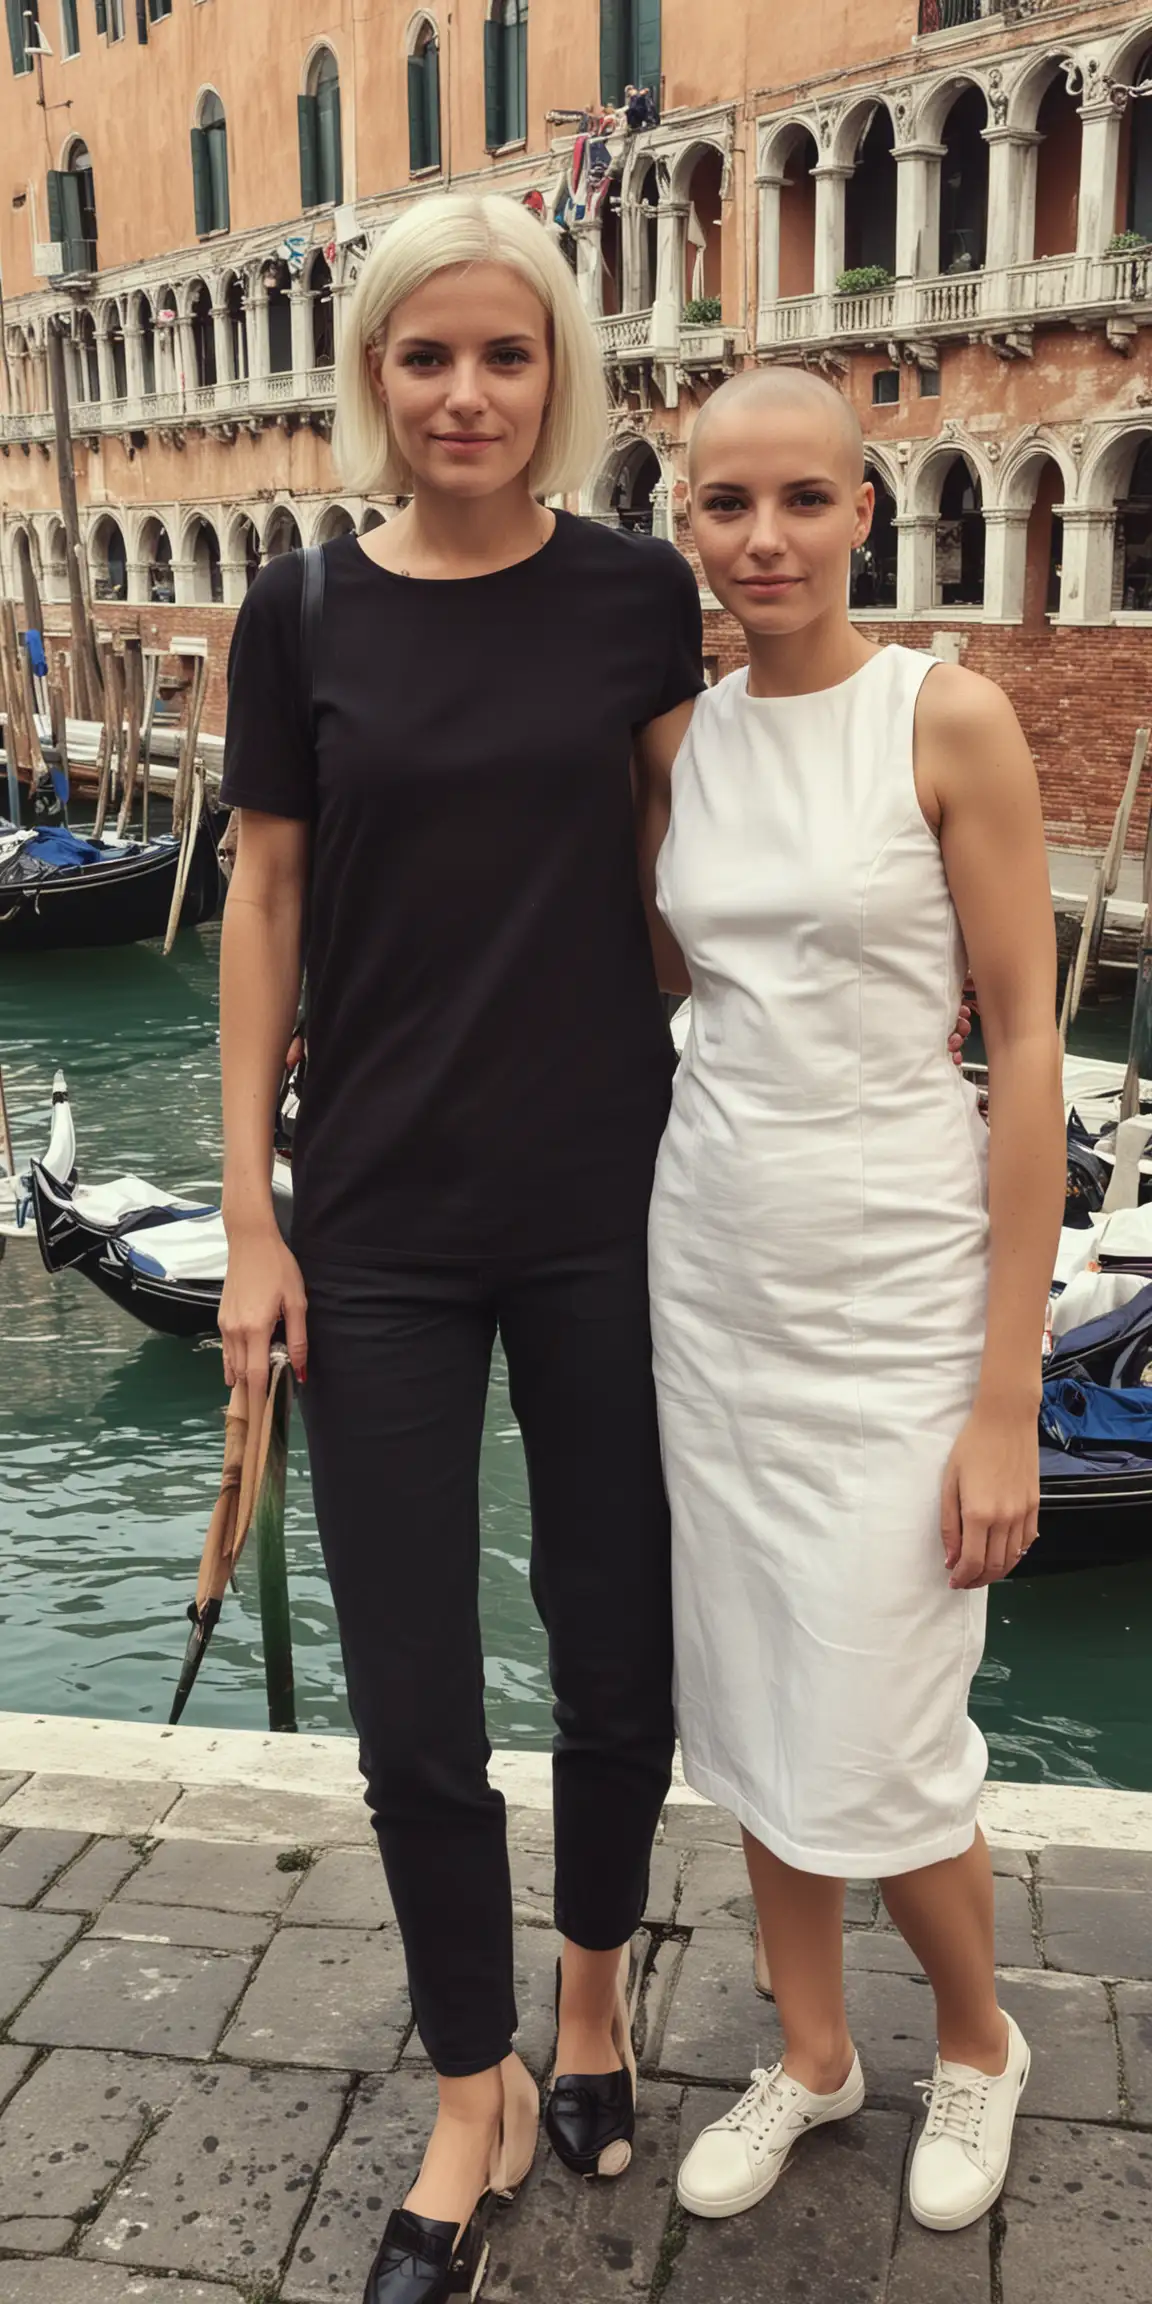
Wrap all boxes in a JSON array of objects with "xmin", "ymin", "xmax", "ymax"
[{"xmin": 689, "ymin": 366, "xmax": 865, "ymax": 488}]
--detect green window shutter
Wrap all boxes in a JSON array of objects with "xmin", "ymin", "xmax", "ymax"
[
  {"xmin": 46, "ymin": 167, "xmax": 65, "ymax": 253},
  {"xmin": 599, "ymin": 0, "xmax": 624, "ymax": 108},
  {"xmin": 190, "ymin": 125, "xmax": 211, "ymax": 236},
  {"xmin": 633, "ymin": 0, "xmax": 661, "ymax": 97},
  {"xmin": 58, "ymin": 172, "xmax": 86, "ymax": 273},
  {"xmin": 208, "ymin": 120, "xmax": 230, "ymax": 232},
  {"xmin": 6, "ymin": 0, "xmax": 28, "ymax": 74},
  {"xmin": 425, "ymin": 40, "xmax": 440, "ymax": 169},
  {"xmin": 298, "ymin": 93, "xmax": 319, "ymax": 208},
  {"xmin": 135, "ymin": 0, "xmax": 147, "ymax": 41},
  {"xmin": 94, "ymin": 0, "xmax": 107, "ymax": 32},
  {"xmin": 316, "ymin": 75, "xmax": 342, "ymax": 206},
  {"xmin": 408, "ymin": 57, "xmax": 426, "ymax": 173},
  {"xmin": 62, "ymin": 0, "xmax": 79, "ymax": 51},
  {"xmin": 514, "ymin": 15, "xmax": 527, "ymax": 140},
  {"xmin": 483, "ymin": 17, "xmax": 502, "ymax": 151}
]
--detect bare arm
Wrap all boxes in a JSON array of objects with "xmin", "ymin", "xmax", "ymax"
[
  {"xmin": 218, "ymin": 809, "xmax": 310, "ymax": 1391},
  {"xmin": 917, "ymin": 665, "xmax": 1064, "ymax": 1587},
  {"xmin": 633, "ymin": 699, "xmax": 696, "ymax": 997}
]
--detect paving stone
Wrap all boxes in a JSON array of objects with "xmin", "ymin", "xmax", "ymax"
[
  {"xmin": 221, "ymin": 1926, "xmax": 410, "ymax": 2072},
  {"xmin": 508, "ymin": 1840, "xmax": 558, "ymax": 1928},
  {"xmin": 0, "ymin": 2216, "xmax": 76, "ymax": 2251},
  {"xmin": 484, "ymin": 2081, "xmax": 683, "ymax": 2302},
  {"xmin": 286, "ymin": 1849, "xmax": 395, "ymax": 1930},
  {"xmin": 0, "ymin": 1773, "xmax": 29, "ymax": 1812},
  {"xmin": 638, "ymin": 1937, "xmax": 686, "ymax": 2069},
  {"xmin": 282, "ymin": 2068, "xmax": 440, "ymax": 2302},
  {"xmin": 661, "ymin": 1805, "xmax": 742, "ymax": 1848},
  {"xmin": 1114, "ymin": 1982, "xmax": 1152, "ymax": 2123},
  {"xmin": 125, "ymin": 1836, "xmax": 302, "ymax": 1915},
  {"xmin": 1038, "ymin": 1845, "xmax": 1152, "ymax": 1894},
  {"xmin": 11, "ymin": 1938, "xmax": 255, "ymax": 2060},
  {"xmin": 844, "ymin": 1928, "xmax": 925, "ymax": 1977},
  {"xmin": 676, "ymin": 1848, "xmax": 757, "ymax": 1931},
  {"xmin": 0, "ymin": 1829, "xmax": 89, "ymax": 1907},
  {"xmin": 644, "ymin": 1841, "xmax": 682, "ymax": 1926},
  {"xmin": 90, "ymin": 1899, "xmax": 275, "ymax": 1954},
  {"xmin": 0, "ymin": 2045, "xmax": 36, "ymax": 2113},
  {"xmin": 658, "ymin": 1927, "xmax": 779, "ymax": 2085},
  {"xmin": 665, "ymin": 2095, "xmax": 908, "ymax": 2302},
  {"xmin": 996, "ymin": 1972, "xmax": 1120, "ymax": 2121},
  {"xmin": 38, "ymin": 1837, "xmax": 144, "ymax": 1914},
  {"xmin": 887, "ymin": 2196, "xmax": 993, "ymax": 2302},
  {"xmin": 162, "ymin": 1785, "xmax": 372, "ymax": 1847},
  {"xmin": 1039, "ymin": 1885, "xmax": 1152, "ymax": 1979},
  {"xmin": 993, "ymin": 1874, "xmax": 1041, "ymax": 1969},
  {"xmin": 841, "ymin": 1969, "xmax": 938, "ymax": 2104},
  {"xmin": 81, "ymin": 2061, "xmax": 347, "ymax": 2285},
  {"xmin": 1000, "ymin": 2120, "xmax": 1152, "ymax": 2303},
  {"xmin": 0, "ymin": 2272, "xmax": 246, "ymax": 2304},
  {"xmin": 504, "ymin": 1809, "xmax": 555, "ymax": 1855},
  {"xmin": 0, "ymin": 1907, "xmax": 82, "ymax": 2023},
  {"xmin": 403, "ymin": 1924, "xmax": 566, "ymax": 2081},
  {"xmin": 987, "ymin": 1843, "xmax": 1032, "ymax": 1879},
  {"xmin": 0, "ymin": 1775, "xmax": 180, "ymax": 1839},
  {"xmin": 0, "ymin": 2047, "xmax": 184, "ymax": 2220}
]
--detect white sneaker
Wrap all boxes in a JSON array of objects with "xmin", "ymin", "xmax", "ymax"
[
  {"xmin": 676, "ymin": 2054, "xmax": 866, "ymax": 2219},
  {"xmin": 909, "ymin": 2013, "xmax": 1030, "ymax": 2231}
]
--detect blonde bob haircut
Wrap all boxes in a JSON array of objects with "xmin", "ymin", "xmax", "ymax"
[{"xmin": 333, "ymin": 192, "xmax": 609, "ymax": 499}]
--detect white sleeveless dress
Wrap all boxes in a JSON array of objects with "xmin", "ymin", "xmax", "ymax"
[{"xmin": 649, "ymin": 647, "xmax": 991, "ymax": 1878}]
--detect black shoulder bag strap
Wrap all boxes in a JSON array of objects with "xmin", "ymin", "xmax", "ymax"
[{"xmin": 294, "ymin": 543, "xmax": 326, "ymax": 1058}]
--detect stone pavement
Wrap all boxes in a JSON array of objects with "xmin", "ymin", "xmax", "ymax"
[{"xmin": 1, "ymin": 1771, "xmax": 1151, "ymax": 2304}]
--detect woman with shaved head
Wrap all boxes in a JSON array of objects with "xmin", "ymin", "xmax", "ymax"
[{"xmin": 636, "ymin": 366, "xmax": 1064, "ymax": 2237}]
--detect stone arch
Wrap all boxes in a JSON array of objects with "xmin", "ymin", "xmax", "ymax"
[
  {"xmin": 10, "ymin": 525, "xmax": 43, "ymax": 630},
  {"xmin": 914, "ymin": 70, "xmax": 991, "ymax": 149},
  {"xmin": 832, "ymin": 93, "xmax": 897, "ymax": 171},
  {"xmin": 996, "ymin": 432, "xmax": 1079, "ymax": 514},
  {"xmin": 852, "ymin": 458, "xmax": 899, "ymax": 610},
  {"xmin": 187, "ymin": 277, "xmax": 217, "ymax": 389},
  {"xmin": 677, "ymin": 143, "xmax": 726, "ymax": 308},
  {"xmin": 42, "ymin": 518, "xmax": 68, "ymax": 606},
  {"xmin": 182, "ymin": 512, "xmax": 224, "ymax": 604},
  {"xmin": 313, "ymin": 502, "xmax": 358, "ymax": 544},
  {"xmin": 220, "ymin": 268, "xmax": 249, "ymax": 382},
  {"xmin": 264, "ymin": 502, "xmax": 303, "ymax": 558},
  {"xmin": 1080, "ymin": 420, "xmax": 1152, "ymax": 508},
  {"xmin": 766, "ymin": 119, "xmax": 821, "ymax": 303},
  {"xmin": 138, "ymin": 515, "xmax": 175, "ymax": 606},
  {"xmin": 89, "ymin": 513, "xmax": 128, "ymax": 604},
  {"xmin": 1103, "ymin": 15, "xmax": 1152, "ymax": 87},
  {"xmin": 588, "ymin": 432, "xmax": 668, "ymax": 534},
  {"xmin": 842, "ymin": 99, "xmax": 898, "ymax": 278},
  {"xmin": 306, "ymin": 249, "xmax": 336, "ymax": 369},
  {"xmin": 907, "ymin": 435, "xmax": 994, "ymax": 519}
]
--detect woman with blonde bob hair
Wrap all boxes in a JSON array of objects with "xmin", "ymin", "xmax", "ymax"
[{"xmin": 217, "ymin": 191, "xmax": 704, "ymax": 2304}]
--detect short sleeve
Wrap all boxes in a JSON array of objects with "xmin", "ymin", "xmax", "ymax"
[
  {"xmin": 643, "ymin": 541, "xmax": 706, "ymax": 725},
  {"xmin": 219, "ymin": 556, "xmax": 315, "ymax": 819}
]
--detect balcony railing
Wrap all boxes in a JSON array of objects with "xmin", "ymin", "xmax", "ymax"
[
  {"xmin": 0, "ymin": 366, "xmax": 339, "ymax": 446},
  {"xmin": 594, "ymin": 311, "xmax": 660, "ymax": 357},
  {"xmin": 918, "ymin": 0, "xmax": 989, "ymax": 30},
  {"xmin": 760, "ymin": 253, "xmax": 1152, "ymax": 351}
]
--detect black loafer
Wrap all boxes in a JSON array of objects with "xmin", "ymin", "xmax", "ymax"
[
  {"xmin": 362, "ymin": 2206, "xmax": 489, "ymax": 2304},
  {"xmin": 543, "ymin": 2066, "xmax": 636, "ymax": 2178}
]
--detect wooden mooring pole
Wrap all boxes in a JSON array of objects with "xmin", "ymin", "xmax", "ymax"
[{"xmin": 254, "ymin": 1371, "xmax": 298, "ymax": 1734}]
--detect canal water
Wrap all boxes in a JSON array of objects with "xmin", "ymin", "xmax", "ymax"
[{"xmin": 1, "ymin": 922, "xmax": 1149, "ymax": 1787}]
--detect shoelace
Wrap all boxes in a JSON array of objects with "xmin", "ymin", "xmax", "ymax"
[
  {"xmin": 916, "ymin": 2068, "xmax": 992, "ymax": 2149},
  {"xmin": 713, "ymin": 2063, "xmax": 802, "ymax": 2148}
]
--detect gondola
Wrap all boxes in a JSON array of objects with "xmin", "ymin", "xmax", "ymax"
[
  {"xmin": 0, "ymin": 812, "xmax": 221, "ymax": 955},
  {"xmin": 1030, "ymin": 1280, "xmax": 1152, "ymax": 1575},
  {"xmin": 29, "ymin": 1066, "xmax": 296, "ymax": 1339},
  {"xmin": 0, "ymin": 1070, "xmax": 76, "ymax": 1240}
]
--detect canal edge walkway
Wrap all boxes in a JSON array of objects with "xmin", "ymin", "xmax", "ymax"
[{"xmin": 0, "ymin": 1716, "xmax": 1149, "ymax": 2303}]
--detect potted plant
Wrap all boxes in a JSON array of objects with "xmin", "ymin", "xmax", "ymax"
[
  {"xmin": 683, "ymin": 295, "xmax": 723, "ymax": 325},
  {"xmin": 835, "ymin": 265, "xmax": 894, "ymax": 294},
  {"xmin": 1107, "ymin": 229, "xmax": 1152, "ymax": 255}
]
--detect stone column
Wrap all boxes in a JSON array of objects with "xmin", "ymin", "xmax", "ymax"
[
  {"xmin": 652, "ymin": 198, "xmax": 688, "ymax": 349},
  {"xmin": 812, "ymin": 163, "xmax": 852, "ymax": 296},
  {"xmin": 650, "ymin": 477, "xmax": 672, "ymax": 542},
  {"xmin": 980, "ymin": 507, "xmax": 1029, "ymax": 620},
  {"xmin": 755, "ymin": 171, "xmax": 786, "ymax": 338},
  {"xmin": 220, "ymin": 553, "xmax": 248, "ymax": 607},
  {"xmin": 1076, "ymin": 99, "xmax": 1122, "ymax": 259},
  {"xmin": 290, "ymin": 282, "xmax": 312, "ymax": 380},
  {"xmin": 1055, "ymin": 506, "xmax": 1116, "ymax": 623},
  {"xmin": 213, "ymin": 303, "xmax": 233, "ymax": 386},
  {"xmin": 983, "ymin": 128, "xmax": 1042, "ymax": 275},
  {"xmin": 894, "ymin": 143, "xmax": 946, "ymax": 279},
  {"xmin": 895, "ymin": 512, "xmax": 938, "ymax": 616},
  {"xmin": 172, "ymin": 555, "xmax": 196, "ymax": 609},
  {"xmin": 573, "ymin": 218, "xmax": 605, "ymax": 319},
  {"xmin": 126, "ymin": 552, "xmax": 150, "ymax": 607}
]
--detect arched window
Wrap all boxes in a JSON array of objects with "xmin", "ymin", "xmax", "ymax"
[
  {"xmin": 266, "ymin": 507, "xmax": 303, "ymax": 558},
  {"xmin": 262, "ymin": 258, "xmax": 293, "ymax": 376},
  {"xmin": 154, "ymin": 287, "xmax": 179, "ymax": 392},
  {"xmin": 844, "ymin": 109, "xmax": 896, "ymax": 277},
  {"xmin": 1032, "ymin": 75, "xmax": 1081, "ymax": 260},
  {"xmin": 76, "ymin": 309, "xmax": 100, "ymax": 404},
  {"xmin": 1116, "ymin": 439, "xmax": 1152, "ymax": 612},
  {"xmin": 192, "ymin": 91, "xmax": 230, "ymax": 237},
  {"xmin": 684, "ymin": 148, "xmax": 723, "ymax": 309},
  {"xmin": 851, "ymin": 468, "xmax": 898, "ymax": 609},
  {"xmin": 300, "ymin": 48, "xmax": 343, "ymax": 209},
  {"xmin": 938, "ymin": 88, "xmax": 988, "ymax": 273},
  {"xmin": 936, "ymin": 457, "xmax": 985, "ymax": 606},
  {"xmin": 189, "ymin": 281, "xmax": 216, "ymax": 389},
  {"xmin": 308, "ymin": 253, "xmax": 335, "ymax": 369},
  {"xmin": 1124, "ymin": 50, "xmax": 1152, "ymax": 241},
  {"xmin": 141, "ymin": 519, "xmax": 174, "ymax": 605},
  {"xmin": 45, "ymin": 520, "xmax": 68, "ymax": 604},
  {"xmin": 108, "ymin": 308, "xmax": 128, "ymax": 399},
  {"xmin": 600, "ymin": 0, "xmax": 661, "ymax": 111},
  {"xmin": 637, "ymin": 162, "xmax": 660, "ymax": 305},
  {"xmin": 224, "ymin": 274, "xmax": 248, "ymax": 381},
  {"xmin": 408, "ymin": 19, "xmax": 442, "ymax": 174},
  {"xmin": 47, "ymin": 140, "xmax": 98, "ymax": 276},
  {"xmin": 484, "ymin": 0, "xmax": 527, "ymax": 152},
  {"xmin": 236, "ymin": 517, "xmax": 262, "ymax": 591},
  {"xmin": 316, "ymin": 504, "xmax": 357, "ymax": 543},
  {"xmin": 611, "ymin": 441, "xmax": 660, "ymax": 534},
  {"xmin": 1022, "ymin": 459, "xmax": 1064, "ymax": 627},
  {"xmin": 190, "ymin": 518, "xmax": 223, "ymax": 604},
  {"xmin": 779, "ymin": 128, "xmax": 819, "ymax": 301},
  {"xmin": 91, "ymin": 515, "xmax": 128, "ymax": 603}
]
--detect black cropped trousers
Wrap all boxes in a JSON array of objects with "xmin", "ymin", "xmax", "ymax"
[{"xmin": 297, "ymin": 1233, "xmax": 675, "ymax": 2076}]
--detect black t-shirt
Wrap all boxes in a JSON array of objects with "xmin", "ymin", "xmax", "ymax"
[{"xmin": 220, "ymin": 512, "xmax": 704, "ymax": 1263}]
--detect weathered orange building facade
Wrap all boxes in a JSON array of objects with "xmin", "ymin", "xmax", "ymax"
[{"xmin": 1, "ymin": 0, "xmax": 1150, "ymax": 838}]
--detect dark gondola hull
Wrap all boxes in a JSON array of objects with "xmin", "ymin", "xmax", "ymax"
[
  {"xmin": 1024, "ymin": 1473, "xmax": 1152, "ymax": 1576},
  {"xmin": 81, "ymin": 1240, "xmax": 223, "ymax": 1340},
  {"xmin": 0, "ymin": 816, "xmax": 221, "ymax": 954}
]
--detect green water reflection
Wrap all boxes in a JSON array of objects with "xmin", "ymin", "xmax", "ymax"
[{"xmin": 0, "ymin": 929, "xmax": 1148, "ymax": 1785}]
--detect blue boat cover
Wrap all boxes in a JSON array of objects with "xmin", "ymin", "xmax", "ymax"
[{"xmin": 1040, "ymin": 1375, "xmax": 1152, "ymax": 1454}]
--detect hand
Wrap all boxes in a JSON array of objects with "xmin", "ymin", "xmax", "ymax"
[
  {"xmin": 219, "ymin": 1223, "xmax": 308, "ymax": 1395},
  {"xmin": 948, "ymin": 980, "xmax": 975, "ymax": 1068},
  {"xmin": 941, "ymin": 1399, "xmax": 1040, "ymax": 1588}
]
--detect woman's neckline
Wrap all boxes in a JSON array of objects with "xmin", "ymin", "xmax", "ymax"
[
  {"xmin": 740, "ymin": 648, "xmax": 888, "ymax": 705},
  {"xmin": 350, "ymin": 507, "xmax": 562, "ymax": 588}
]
